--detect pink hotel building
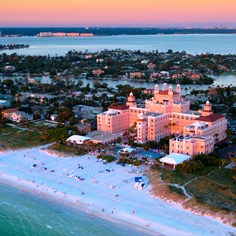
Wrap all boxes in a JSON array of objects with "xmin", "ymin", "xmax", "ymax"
[{"xmin": 97, "ymin": 83, "xmax": 227, "ymax": 156}]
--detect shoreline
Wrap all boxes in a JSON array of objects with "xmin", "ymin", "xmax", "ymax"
[
  {"xmin": 0, "ymin": 173, "xmax": 155, "ymax": 236},
  {"xmin": 0, "ymin": 146, "xmax": 235, "ymax": 236},
  {"xmin": 1, "ymin": 33, "xmax": 236, "ymax": 38}
]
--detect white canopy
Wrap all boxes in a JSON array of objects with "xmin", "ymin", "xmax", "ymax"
[
  {"xmin": 159, "ymin": 153, "xmax": 191, "ymax": 165},
  {"xmin": 66, "ymin": 135, "xmax": 91, "ymax": 144},
  {"xmin": 119, "ymin": 147, "xmax": 135, "ymax": 153}
]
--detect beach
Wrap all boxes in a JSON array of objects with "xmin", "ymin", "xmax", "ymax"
[{"xmin": 0, "ymin": 146, "xmax": 235, "ymax": 236}]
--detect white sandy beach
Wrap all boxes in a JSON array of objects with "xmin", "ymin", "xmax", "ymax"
[{"xmin": 0, "ymin": 146, "xmax": 235, "ymax": 236}]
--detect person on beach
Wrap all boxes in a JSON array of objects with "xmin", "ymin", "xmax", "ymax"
[{"xmin": 21, "ymin": 190, "xmax": 26, "ymax": 194}]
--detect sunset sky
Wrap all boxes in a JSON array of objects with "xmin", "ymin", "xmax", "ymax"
[{"xmin": 1, "ymin": 0, "xmax": 235, "ymax": 27}]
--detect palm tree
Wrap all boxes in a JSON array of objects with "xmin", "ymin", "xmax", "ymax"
[
  {"xmin": 184, "ymin": 87, "xmax": 188, "ymax": 94},
  {"xmin": 231, "ymin": 156, "xmax": 236, "ymax": 168},
  {"xmin": 214, "ymin": 133, "xmax": 219, "ymax": 143}
]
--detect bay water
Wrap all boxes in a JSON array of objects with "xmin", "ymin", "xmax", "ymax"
[{"xmin": 1, "ymin": 34, "xmax": 236, "ymax": 56}]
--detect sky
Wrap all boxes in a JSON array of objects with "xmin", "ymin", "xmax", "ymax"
[{"xmin": 0, "ymin": 0, "xmax": 236, "ymax": 27}]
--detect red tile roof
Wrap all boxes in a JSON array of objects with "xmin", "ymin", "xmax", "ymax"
[
  {"xmin": 109, "ymin": 104, "xmax": 129, "ymax": 110},
  {"xmin": 195, "ymin": 114, "xmax": 224, "ymax": 123},
  {"xmin": 158, "ymin": 90, "xmax": 179, "ymax": 95},
  {"xmin": 137, "ymin": 118, "xmax": 145, "ymax": 122},
  {"xmin": 2, "ymin": 108, "xmax": 18, "ymax": 114}
]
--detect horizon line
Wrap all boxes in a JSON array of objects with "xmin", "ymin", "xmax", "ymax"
[{"xmin": 0, "ymin": 26, "xmax": 236, "ymax": 29}]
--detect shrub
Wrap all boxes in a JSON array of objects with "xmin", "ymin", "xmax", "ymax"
[
  {"xmin": 97, "ymin": 155, "xmax": 115, "ymax": 163},
  {"xmin": 176, "ymin": 160, "xmax": 204, "ymax": 174},
  {"xmin": 168, "ymin": 185, "xmax": 185, "ymax": 196},
  {"xmin": 103, "ymin": 155, "xmax": 115, "ymax": 163}
]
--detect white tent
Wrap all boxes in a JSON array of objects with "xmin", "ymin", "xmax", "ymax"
[
  {"xmin": 159, "ymin": 153, "xmax": 191, "ymax": 170},
  {"xmin": 119, "ymin": 147, "xmax": 135, "ymax": 154},
  {"xmin": 66, "ymin": 135, "xmax": 91, "ymax": 145}
]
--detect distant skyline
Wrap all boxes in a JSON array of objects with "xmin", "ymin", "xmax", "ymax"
[{"xmin": 0, "ymin": 0, "xmax": 236, "ymax": 27}]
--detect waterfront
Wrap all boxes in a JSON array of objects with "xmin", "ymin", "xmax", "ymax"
[
  {"xmin": 2, "ymin": 74, "xmax": 235, "ymax": 94},
  {"xmin": 77, "ymin": 74, "xmax": 236, "ymax": 92},
  {"xmin": 1, "ymin": 34, "xmax": 236, "ymax": 56}
]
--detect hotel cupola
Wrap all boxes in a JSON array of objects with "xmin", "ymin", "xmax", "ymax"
[
  {"xmin": 163, "ymin": 83, "xmax": 168, "ymax": 90},
  {"xmin": 168, "ymin": 86, "xmax": 173, "ymax": 95},
  {"xmin": 176, "ymin": 84, "xmax": 181, "ymax": 94},
  {"xmin": 201, "ymin": 101, "xmax": 213, "ymax": 116},
  {"xmin": 154, "ymin": 84, "xmax": 159, "ymax": 100},
  {"xmin": 126, "ymin": 92, "xmax": 137, "ymax": 107},
  {"xmin": 154, "ymin": 84, "xmax": 159, "ymax": 93}
]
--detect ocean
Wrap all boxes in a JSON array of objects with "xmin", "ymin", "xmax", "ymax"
[
  {"xmin": 1, "ymin": 34, "xmax": 236, "ymax": 56},
  {"xmin": 0, "ymin": 184, "xmax": 147, "ymax": 236}
]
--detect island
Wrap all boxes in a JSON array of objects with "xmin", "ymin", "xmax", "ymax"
[
  {"xmin": 1, "ymin": 49, "xmax": 236, "ymax": 85},
  {"xmin": 0, "ymin": 44, "xmax": 29, "ymax": 51}
]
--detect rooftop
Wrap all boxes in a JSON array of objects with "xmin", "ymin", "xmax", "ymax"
[
  {"xmin": 102, "ymin": 110, "xmax": 120, "ymax": 116},
  {"xmin": 66, "ymin": 135, "xmax": 91, "ymax": 142},
  {"xmin": 186, "ymin": 121, "xmax": 208, "ymax": 130},
  {"xmin": 195, "ymin": 114, "xmax": 224, "ymax": 122},
  {"xmin": 173, "ymin": 101, "xmax": 190, "ymax": 105},
  {"xmin": 2, "ymin": 108, "xmax": 18, "ymax": 113},
  {"xmin": 158, "ymin": 90, "xmax": 179, "ymax": 95},
  {"xmin": 159, "ymin": 153, "xmax": 191, "ymax": 165},
  {"xmin": 146, "ymin": 112, "xmax": 162, "ymax": 117},
  {"xmin": 108, "ymin": 104, "xmax": 129, "ymax": 110},
  {"xmin": 172, "ymin": 135, "xmax": 213, "ymax": 142},
  {"xmin": 180, "ymin": 111, "xmax": 201, "ymax": 116},
  {"xmin": 88, "ymin": 130, "xmax": 123, "ymax": 143}
]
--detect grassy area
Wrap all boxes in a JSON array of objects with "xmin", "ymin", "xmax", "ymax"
[
  {"xmin": 159, "ymin": 168, "xmax": 236, "ymax": 211},
  {"xmin": 0, "ymin": 126, "xmax": 19, "ymax": 134},
  {"xmin": 168, "ymin": 185, "xmax": 185, "ymax": 196},
  {"xmin": 222, "ymin": 72, "xmax": 236, "ymax": 76},
  {"xmin": 185, "ymin": 169, "xmax": 236, "ymax": 212},
  {"xmin": 155, "ymin": 167, "xmax": 236, "ymax": 226},
  {"xmin": 159, "ymin": 169, "xmax": 197, "ymax": 185},
  {"xmin": 0, "ymin": 127, "xmax": 45, "ymax": 149},
  {"xmin": 27, "ymin": 121, "xmax": 56, "ymax": 129},
  {"xmin": 146, "ymin": 170, "xmax": 186, "ymax": 202}
]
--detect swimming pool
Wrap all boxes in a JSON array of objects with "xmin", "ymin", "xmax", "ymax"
[
  {"xmin": 137, "ymin": 150, "xmax": 162, "ymax": 159},
  {"xmin": 114, "ymin": 146, "xmax": 162, "ymax": 159}
]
